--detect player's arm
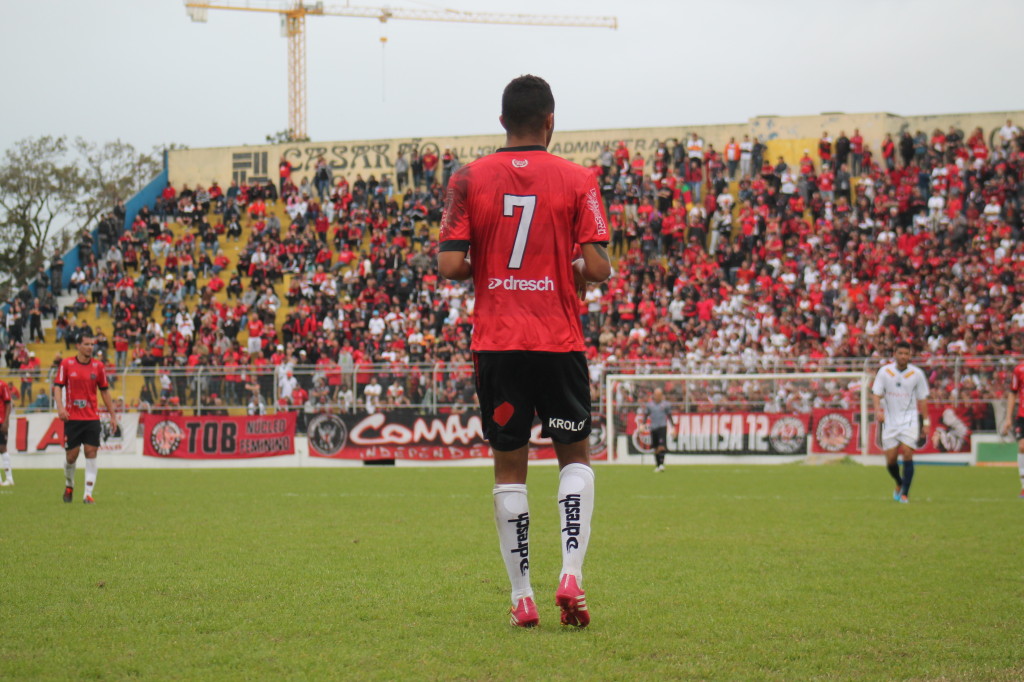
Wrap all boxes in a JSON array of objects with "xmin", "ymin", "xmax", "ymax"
[
  {"xmin": 100, "ymin": 385, "xmax": 118, "ymax": 428},
  {"xmin": 1005, "ymin": 386, "xmax": 1017, "ymax": 435},
  {"xmin": 53, "ymin": 381, "xmax": 68, "ymax": 421},
  {"xmin": 438, "ymin": 249, "xmax": 472, "ymax": 281},
  {"xmin": 917, "ymin": 398, "xmax": 929, "ymax": 432},
  {"xmin": 438, "ymin": 168, "xmax": 471, "ymax": 281},
  {"xmin": 871, "ymin": 392, "xmax": 884, "ymax": 423},
  {"xmin": 573, "ymin": 243, "xmax": 612, "ymax": 284}
]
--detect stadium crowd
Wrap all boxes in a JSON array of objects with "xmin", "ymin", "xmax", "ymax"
[{"xmin": 3, "ymin": 121, "xmax": 1023, "ymax": 426}]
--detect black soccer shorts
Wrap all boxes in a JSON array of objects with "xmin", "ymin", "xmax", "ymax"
[
  {"xmin": 650, "ymin": 425, "xmax": 668, "ymax": 451},
  {"xmin": 473, "ymin": 351, "xmax": 591, "ymax": 451},
  {"xmin": 1014, "ymin": 416, "xmax": 1024, "ymax": 442},
  {"xmin": 64, "ymin": 420, "xmax": 102, "ymax": 449}
]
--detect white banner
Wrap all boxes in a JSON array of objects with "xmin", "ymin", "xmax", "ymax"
[{"xmin": 10, "ymin": 412, "xmax": 139, "ymax": 455}]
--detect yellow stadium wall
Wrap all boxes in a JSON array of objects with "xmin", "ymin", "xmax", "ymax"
[{"xmin": 168, "ymin": 110, "xmax": 1024, "ymax": 188}]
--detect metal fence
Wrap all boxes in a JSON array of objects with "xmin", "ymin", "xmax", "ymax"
[{"xmin": 6, "ymin": 355, "xmax": 1016, "ymax": 424}]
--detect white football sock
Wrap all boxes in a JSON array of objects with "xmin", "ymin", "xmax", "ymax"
[
  {"xmin": 558, "ymin": 463, "xmax": 595, "ymax": 583},
  {"xmin": 64, "ymin": 460, "xmax": 77, "ymax": 487},
  {"xmin": 1018, "ymin": 454, "xmax": 1024, "ymax": 489},
  {"xmin": 493, "ymin": 483, "xmax": 532, "ymax": 603},
  {"xmin": 84, "ymin": 458, "xmax": 98, "ymax": 497},
  {"xmin": 1, "ymin": 451, "xmax": 10, "ymax": 482}
]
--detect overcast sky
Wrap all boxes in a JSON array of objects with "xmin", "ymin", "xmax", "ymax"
[{"xmin": 3, "ymin": 0, "xmax": 1022, "ymax": 156}]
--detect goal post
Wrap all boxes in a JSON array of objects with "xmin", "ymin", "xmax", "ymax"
[{"xmin": 604, "ymin": 372, "xmax": 870, "ymax": 463}]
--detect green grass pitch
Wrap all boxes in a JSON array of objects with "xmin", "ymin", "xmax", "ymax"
[{"xmin": 1, "ymin": 462, "xmax": 1022, "ymax": 681}]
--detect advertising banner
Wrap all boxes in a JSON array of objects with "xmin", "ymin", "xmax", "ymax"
[
  {"xmin": 306, "ymin": 410, "xmax": 608, "ymax": 461},
  {"xmin": 12, "ymin": 412, "xmax": 139, "ymax": 455},
  {"xmin": 810, "ymin": 406, "xmax": 970, "ymax": 455},
  {"xmin": 141, "ymin": 413, "xmax": 297, "ymax": 459},
  {"xmin": 623, "ymin": 411, "xmax": 811, "ymax": 456}
]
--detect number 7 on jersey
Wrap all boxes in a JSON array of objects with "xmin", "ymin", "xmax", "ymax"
[{"xmin": 504, "ymin": 194, "xmax": 536, "ymax": 269}]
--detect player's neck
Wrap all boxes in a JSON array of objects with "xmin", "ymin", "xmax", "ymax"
[
  {"xmin": 505, "ymin": 127, "xmax": 550, "ymax": 150},
  {"xmin": 504, "ymin": 135, "xmax": 547, "ymax": 150},
  {"xmin": 896, "ymin": 362, "xmax": 908, "ymax": 371},
  {"xmin": 77, "ymin": 353, "xmax": 91, "ymax": 364}
]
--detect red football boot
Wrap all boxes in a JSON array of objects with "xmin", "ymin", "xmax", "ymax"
[
  {"xmin": 556, "ymin": 574, "xmax": 590, "ymax": 628},
  {"xmin": 509, "ymin": 596, "xmax": 539, "ymax": 628}
]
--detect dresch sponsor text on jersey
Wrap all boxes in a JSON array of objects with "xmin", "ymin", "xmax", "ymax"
[{"xmin": 487, "ymin": 276, "xmax": 555, "ymax": 292}]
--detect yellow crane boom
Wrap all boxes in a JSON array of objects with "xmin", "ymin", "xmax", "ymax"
[{"xmin": 184, "ymin": 1, "xmax": 618, "ymax": 140}]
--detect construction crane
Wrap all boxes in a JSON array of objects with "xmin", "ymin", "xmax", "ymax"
[{"xmin": 184, "ymin": 1, "xmax": 618, "ymax": 140}]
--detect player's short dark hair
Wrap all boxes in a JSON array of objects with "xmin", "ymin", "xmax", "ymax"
[
  {"xmin": 501, "ymin": 75, "xmax": 554, "ymax": 137},
  {"xmin": 894, "ymin": 341, "xmax": 912, "ymax": 351}
]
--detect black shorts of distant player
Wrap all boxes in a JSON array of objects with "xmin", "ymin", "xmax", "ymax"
[
  {"xmin": 1014, "ymin": 416, "xmax": 1024, "ymax": 441},
  {"xmin": 64, "ymin": 420, "xmax": 102, "ymax": 450},
  {"xmin": 474, "ymin": 351, "xmax": 591, "ymax": 451},
  {"xmin": 650, "ymin": 426, "xmax": 667, "ymax": 452}
]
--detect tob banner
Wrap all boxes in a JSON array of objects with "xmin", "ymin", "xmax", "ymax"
[{"xmin": 141, "ymin": 413, "xmax": 297, "ymax": 459}]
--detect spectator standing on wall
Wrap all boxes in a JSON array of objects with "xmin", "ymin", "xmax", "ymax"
[
  {"xmin": 422, "ymin": 149, "xmax": 439, "ymax": 187},
  {"xmin": 410, "ymin": 150, "xmax": 424, "ymax": 189},
  {"xmin": 313, "ymin": 156, "xmax": 333, "ymax": 203},
  {"xmin": 850, "ymin": 129, "xmax": 864, "ymax": 175},
  {"xmin": 739, "ymin": 135, "xmax": 753, "ymax": 179},
  {"xmin": 834, "ymin": 131, "xmax": 851, "ymax": 171},
  {"xmin": 279, "ymin": 156, "xmax": 293, "ymax": 197},
  {"xmin": 442, "ymin": 149, "xmax": 457, "ymax": 190},
  {"xmin": 686, "ymin": 132, "xmax": 704, "ymax": 170},
  {"xmin": 818, "ymin": 132, "xmax": 833, "ymax": 165},
  {"xmin": 394, "ymin": 152, "xmax": 409, "ymax": 192},
  {"xmin": 751, "ymin": 136, "xmax": 766, "ymax": 174},
  {"xmin": 724, "ymin": 137, "xmax": 741, "ymax": 180}
]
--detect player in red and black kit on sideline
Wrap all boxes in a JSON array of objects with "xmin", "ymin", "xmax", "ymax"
[
  {"xmin": 53, "ymin": 336, "xmax": 118, "ymax": 504},
  {"xmin": 0, "ymin": 379, "xmax": 12, "ymax": 486},
  {"xmin": 438, "ymin": 75, "xmax": 611, "ymax": 628},
  {"xmin": 1001, "ymin": 362, "xmax": 1024, "ymax": 498}
]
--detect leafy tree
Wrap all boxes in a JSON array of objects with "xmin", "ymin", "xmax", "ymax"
[{"xmin": 265, "ymin": 128, "xmax": 309, "ymax": 144}]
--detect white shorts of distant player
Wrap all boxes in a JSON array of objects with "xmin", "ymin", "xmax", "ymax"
[{"xmin": 881, "ymin": 422, "xmax": 920, "ymax": 451}]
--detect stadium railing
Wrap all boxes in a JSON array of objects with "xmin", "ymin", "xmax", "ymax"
[{"xmin": 3, "ymin": 355, "xmax": 1012, "ymax": 430}]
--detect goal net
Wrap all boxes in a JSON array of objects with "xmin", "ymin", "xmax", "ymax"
[{"xmin": 604, "ymin": 372, "xmax": 870, "ymax": 463}]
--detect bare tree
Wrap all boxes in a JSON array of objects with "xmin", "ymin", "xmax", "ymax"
[
  {"xmin": 74, "ymin": 138, "xmax": 162, "ymax": 231},
  {"xmin": 0, "ymin": 136, "xmax": 163, "ymax": 292},
  {"xmin": 0, "ymin": 136, "xmax": 83, "ymax": 289}
]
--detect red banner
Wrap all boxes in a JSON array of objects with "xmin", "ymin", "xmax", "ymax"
[
  {"xmin": 141, "ymin": 413, "xmax": 297, "ymax": 459},
  {"xmin": 811, "ymin": 409, "xmax": 862, "ymax": 454},
  {"xmin": 810, "ymin": 405, "xmax": 971, "ymax": 455},
  {"xmin": 306, "ymin": 411, "xmax": 607, "ymax": 461}
]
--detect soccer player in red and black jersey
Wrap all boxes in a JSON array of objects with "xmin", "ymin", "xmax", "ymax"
[
  {"xmin": 53, "ymin": 336, "xmax": 118, "ymax": 504},
  {"xmin": 0, "ymin": 378, "xmax": 12, "ymax": 486},
  {"xmin": 1002, "ymin": 362, "xmax": 1024, "ymax": 498},
  {"xmin": 438, "ymin": 75, "xmax": 611, "ymax": 628}
]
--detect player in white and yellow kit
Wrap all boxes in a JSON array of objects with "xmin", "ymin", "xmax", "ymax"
[{"xmin": 872, "ymin": 342, "xmax": 930, "ymax": 503}]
